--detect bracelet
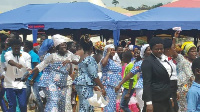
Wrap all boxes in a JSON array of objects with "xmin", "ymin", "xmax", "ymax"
[
  {"xmin": 30, "ymin": 79, "xmax": 34, "ymax": 82},
  {"xmin": 173, "ymin": 37, "xmax": 176, "ymax": 39}
]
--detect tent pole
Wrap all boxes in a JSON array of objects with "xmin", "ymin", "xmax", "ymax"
[
  {"xmin": 23, "ymin": 34, "xmax": 27, "ymax": 42},
  {"xmin": 113, "ymin": 29, "xmax": 120, "ymax": 46},
  {"xmin": 32, "ymin": 29, "xmax": 38, "ymax": 43}
]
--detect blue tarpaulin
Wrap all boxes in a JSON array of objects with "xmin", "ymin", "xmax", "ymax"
[
  {"xmin": 0, "ymin": 2, "xmax": 127, "ymax": 30},
  {"xmin": 117, "ymin": 7, "xmax": 200, "ymax": 30},
  {"xmin": 0, "ymin": 2, "xmax": 127, "ymax": 45}
]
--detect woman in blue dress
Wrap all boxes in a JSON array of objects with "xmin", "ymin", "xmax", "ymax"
[
  {"xmin": 101, "ymin": 44, "xmax": 122, "ymax": 112},
  {"xmin": 28, "ymin": 34, "xmax": 79, "ymax": 112},
  {"xmin": 74, "ymin": 35, "xmax": 106, "ymax": 112},
  {"xmin": 38, "ymin": 39, "xmax": 55, "ymax": 92}
]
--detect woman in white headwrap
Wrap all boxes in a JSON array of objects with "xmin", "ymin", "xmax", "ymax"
[
  {"xmin": 115, "ymin": 44, "xmax": 151, "ymax": 112},
  {"xmin": 28, "ymin": 34, "xmax": 79, "ymax": 112},
  {"xmin": 101, "ymin": 44, "xmax": 122, "ymax": 112}
]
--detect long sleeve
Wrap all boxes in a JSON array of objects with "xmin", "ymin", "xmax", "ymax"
[
  {"xmin": 24, "ymin": 53, "xmax": 31, "ymax": 69},
  {"xmin": 36, "ymin": 54, "xmax": 53, "ymax": 72},
  {"xmin": 5, "ymin": 51, "xmax": 13, "ymax": 63},
  {"xmin": 142, "ymin": 60, "xmax": 153, "ymax": 102}
]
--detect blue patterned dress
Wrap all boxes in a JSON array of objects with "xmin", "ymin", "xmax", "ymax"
[
  {"xmin": 36, "ymin": 52, "xmax": 75, "ymax": 112},
  {"xmin": 38, "ymin": 53, "xmax": 51, "ymax": 90},
  {"xmin": 101, "ymin": 59, "xmax": 122, "ymax": 112},
  {"xmin": 74, "ymin": 56, "xmax": 98, "ymax": 112}
]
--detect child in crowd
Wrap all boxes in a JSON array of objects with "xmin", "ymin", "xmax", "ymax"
[
  {"xmin": 187, "ymin": 57, "xmax": 200, "ymax": 111},
  {"xmin": 120, "ymin": 50, "xmax": 139, "ymax": 112}
]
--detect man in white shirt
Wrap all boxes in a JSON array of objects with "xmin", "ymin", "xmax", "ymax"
[{"xmin": 4, "ymin": 39, "xmax": 31, "ymax": 112}]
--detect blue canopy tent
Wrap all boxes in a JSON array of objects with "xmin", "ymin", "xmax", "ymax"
[
  {"xmin": 118, "ymin": 0, "xmax": 200, "ymax": 30},
  {"xmin": 0, "ymin": 2, "xmax": 127, "ymax": 45},
  {"xmin": 117, "ymin": 7, "xmax": 200, "ymax": 30}
]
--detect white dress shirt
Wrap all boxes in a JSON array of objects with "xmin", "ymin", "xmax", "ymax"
[{"xmin": 4, "ymin": 51, "xmax": 31, "ymax": 89}]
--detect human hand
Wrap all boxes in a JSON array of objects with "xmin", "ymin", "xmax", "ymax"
[
  {"xmin": 62, "ymin": 60, "xmax": 71, "ymax": 65},
  {"xmin": 170, "ymin": 98, "xmax": 174, "ymax": 107},
  {"xmin": 0, "ymin": 75, "xmax": 4, "ymax": 80},
  {"xmin": 174, "ymin": 31, "xmax": 180, "ymax": 38},
  {"xmin": 124, "ymin": 93, "xmax": 130, "ymax": 100},
  {"xmin": 190, "ymin": 76, "xmax": 195, "ymax": 82},
  {"xmin": 177, "ymin": 92, "xmax": 180, "ymax": 101},
  {"xmin": 16, "ymin": 64, "xmax": 23, "ymax": 69},
  {"xmin": 101, "ymin": 89, "xmax": 106, "ymax": 97},
  {"xmin": 107, "ymin": 48, "xmax": 111, "ymax": 55},
  {"xmin": 146, "ymin": 104, "xmax": 153, "ymax": 112},
  {"xmin": 29, "ymin": 79, "xmax": 34, "ymax": 86},
  {"xmin": 94, "ymin": 86, "xmax": 100, "ymax": 91},
  {"xmin": 72, "ymin": 85, "xmax": 76, "ymax": 92},
  {"xmin": 115, "ymin": 85, "xmax": 121, "ymax": 93}
]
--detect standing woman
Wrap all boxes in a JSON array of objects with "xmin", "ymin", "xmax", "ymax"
[
  {"xmin": 172, "ymin": 32, "xmax": 197, "ymax": 111},
  {"xmin": 38, "ymin": 39, "xmax": 55, "ymax": 90},
  {"xmin": 65, "ymin": 41, "xmax": 79, "ymax": 112},
  {"xmin": 163, "ymin": 38, "xmax": 179, "ymax": 112},
  {"xmin": 73, "ymin": 35, "xmax": 106, "ymax": 112},
  {"xmin": 93, "ymin": 41, "xmax": 105, "ymax": 64},
  {"xmin": 28, "ymin": 34, "xmax": 79, "ymax": 112},
  {"xmin": 93, "ymin": 41, "xmax": 105, "ymax": 78},
  {"xmin": 101, "ymin": 44, "xmax": 122, "ymax": 112},
  {"xmin": 37, "ymin": 39, "xmax": 55, "ymax": 106}
]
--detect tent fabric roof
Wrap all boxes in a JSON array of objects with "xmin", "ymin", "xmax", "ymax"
[
  {"xmin": 0, "ymin": 2, "xmax": 127, "ymax": 30},
  {"xmin": 162, "ymin": 0, "xmax": 200, "ymax": 8},
  {"xmin": 117, "ymin": 0, "xmax": 200, "ymax": 30},
  {"xmin": 108, "ymin": 7, "xmax": 147, "ymax": 16}
]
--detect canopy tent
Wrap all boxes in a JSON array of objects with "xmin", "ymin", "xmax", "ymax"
[
  {"xmin": 117, "ymin": 0, "xmax": 200, "ymax": 30},
  {"xmin": 108, "ymin": 7, "xmax": 147, "ymax": 16},
  {"xmin": 0, "ymin": 2, "xmax": 127, "ymax": 45}
]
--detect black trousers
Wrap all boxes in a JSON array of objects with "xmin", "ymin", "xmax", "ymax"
[
  {"xmin": 143, "ymin": 99, "xmax": 172, "ymax": 112},
  {"xmin": 170, "ymin": 80, "xmax": 179, "ymax": 112}
]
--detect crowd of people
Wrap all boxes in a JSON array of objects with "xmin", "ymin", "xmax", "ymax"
[{"xmin": 0, "ymin": 31, "xmax": 200, "ymax": 112}]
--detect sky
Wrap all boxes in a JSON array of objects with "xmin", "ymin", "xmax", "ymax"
[{"xmin": 0, "ymin": 0, "xmax": 173, "ymax": 13}]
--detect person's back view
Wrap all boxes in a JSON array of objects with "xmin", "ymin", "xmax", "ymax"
[{"xmin": 187, "ymin": 57, "xmax": 200, "ymax": 111}]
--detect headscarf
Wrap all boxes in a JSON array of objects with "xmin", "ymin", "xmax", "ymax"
[
  {"xmin": 128, "ymin": 45, "xmax": 140, "ymax": 51},
  {"xmin": 103, "ymin": 44, "xmax": 115, "ymax": 57},
  {"xmin": 94, "ymin": 41, "xmax": 105, "ymax": 51},
  {"xmin": 181, "ymin": 42, "xmax": 193, "ymax": 50},
  {"xmin": 133, "ymin": 45, "xmax": 140, "ymax": 50},
  {"xmin": 140, "ymin": 44, "xmax": 149, "ymax": 59},
  {"xmin": 38, "ymin": 39, "xmax": 54, "ymax": 56},
  {"xmin": 184, "ymin": 43, "xmax": 196, "ymax": 56},
  {"xmin": 51, "ymin": 34, "xmax": 67, "ymax": 47}
]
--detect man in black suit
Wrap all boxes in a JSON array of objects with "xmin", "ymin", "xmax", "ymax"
[{"xmin": 142, "ymin": 37, "xmax": 172, "ymax": 112}]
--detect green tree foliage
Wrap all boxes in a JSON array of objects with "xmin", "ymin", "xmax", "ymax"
[
  {"xmin": 125, "ymin": 3, "xmax": 163, "ymax": 11},
  {"xmin": 112, "ymin": 0, "xmax": 119, "ymax": 7}
]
